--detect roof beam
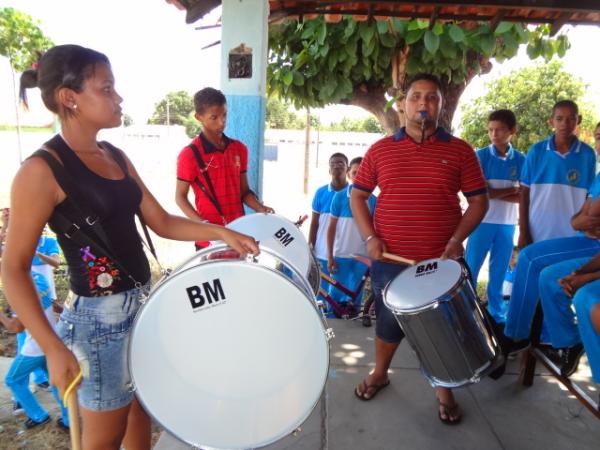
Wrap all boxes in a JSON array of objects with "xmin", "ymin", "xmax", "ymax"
[{"xmin": 550, "ymin": 12, "xmax": 572, "ymax": 36}]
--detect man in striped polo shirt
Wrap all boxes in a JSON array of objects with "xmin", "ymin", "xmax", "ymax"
[{"xmin": 351, "ymin": 73, "xmax": 488, "ymax": 424}]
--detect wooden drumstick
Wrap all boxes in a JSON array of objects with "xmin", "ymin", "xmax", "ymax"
[
  {"xmin": 382, "ymin": 252, "xmax": 416, "ymax": 265},
  {"xmin": 63, "ymin": 368, "xmax": 83, "ymax": 450},
  {"xmin": 67, "ymin": 391, "xmax": 82, "ymax": 450}
]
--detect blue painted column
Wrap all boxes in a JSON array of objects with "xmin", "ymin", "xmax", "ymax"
[{"xmin": 220, "ymin": 0, "xmax": 268, "ymax": 200}]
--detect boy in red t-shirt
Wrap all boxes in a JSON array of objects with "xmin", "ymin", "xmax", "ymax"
[{"xmin": 176, "ymin": 87, "xmax": 273, "ymax": 248}]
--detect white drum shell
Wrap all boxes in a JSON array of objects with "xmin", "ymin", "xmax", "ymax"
[
  {"xmin": 129, "ymin": 259, "xmax": 330, "ymax": 449},
  {"xmin": 226, "ymin": 214, "xmax": 321, "ymax": 295},
  {"xmin": 384, "ymin": 259, "xmax": 500, "ymax": 388}
]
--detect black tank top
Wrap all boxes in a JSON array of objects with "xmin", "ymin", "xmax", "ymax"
[{"xmin": 43, "ymin": 135, "xmax": 150, "ymax": 296}]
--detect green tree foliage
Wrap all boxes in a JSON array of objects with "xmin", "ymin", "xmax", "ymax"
[
  {"xmin": 268, "ymin": 18, "xmax": 568, "ymax": 133},
  {"xmin": 459, "ymin": 60, "xmax": 598, "ymax": 153},
  {"xmin": 265, "ymin": 96, "xmax": 304, "ymax": 129},
  {"xmin": 324, "ymin": 116, "xmax": 385, "ymax": 133},
  {"xmin": 0, "ymin": 8, "xmax": 53, "ymax": 72},
  {"xmin": 148, "ymin": 90, "xmax": 194, "ymax": 126},
  {"xmin": 182, "ymin": 113, "xmax": 201, "ymax": 138}
]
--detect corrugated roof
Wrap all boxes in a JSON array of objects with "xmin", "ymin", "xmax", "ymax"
[
  {"xmin": 167, "ymin": 0, "xmax": 600, "ymax": 31},
  {"xmin": 269, "ymin": 1, "xmax": 600, "ymax": 29}
]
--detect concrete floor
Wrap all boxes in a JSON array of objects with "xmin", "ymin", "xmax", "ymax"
[{"xmin": 152, "ymin": 319, "xmax": 600, "ymax": 450}]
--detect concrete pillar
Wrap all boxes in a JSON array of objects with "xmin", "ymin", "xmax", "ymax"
[{"xmin": 220, "ymin": 0, "xmax": 268, "ymax": 200}]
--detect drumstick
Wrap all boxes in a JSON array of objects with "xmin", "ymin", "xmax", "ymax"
[
  {"xmin": 67, "ymin": 391, "xmax": 81, "ymax": 450},
  {"xmin": 63, "ymin": 368, "xmax": 83, "ymax": 450},
  {"xmin": 382, "ymin": 252, "xmax": 416, "ymax": 265}
]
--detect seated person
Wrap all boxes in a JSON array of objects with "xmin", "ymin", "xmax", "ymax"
[{"xmin": 539, "ymin": 252, "xmax": 600, "ymax": 411}]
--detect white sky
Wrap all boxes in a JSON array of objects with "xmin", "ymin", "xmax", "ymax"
[{"xmin": 1, "ymin": 1, "xmax": 599, "ymax": 126}]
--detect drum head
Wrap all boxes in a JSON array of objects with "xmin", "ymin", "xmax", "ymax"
[
  {"xmin": 227, "ymin": 214, "xmax": 311, "ymax": 276},
  {"xmin": 384, "ymin": 258, "xmax": 463, "ymax": 312},
  {"xmin": 129, "ymin": 261, "xmax": 329, "ymax": 449}
]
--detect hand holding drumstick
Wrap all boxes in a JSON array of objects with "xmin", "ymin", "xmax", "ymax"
[{"xmin": 365, "ymin": 234, "xmax": 416, "ymax": 265}]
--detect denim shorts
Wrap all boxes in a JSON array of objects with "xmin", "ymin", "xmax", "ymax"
[
  {"xmin": 372, "ymin": 261, "xmax": 410, "ymax": 343},
  {"xmin": 55, "ymin": 285, "xmax": 149, "ymax": 411}
]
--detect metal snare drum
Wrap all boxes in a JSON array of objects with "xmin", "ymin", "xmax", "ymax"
[{"xmin": 383, "ymin": 258, "xmax": 501, "ymax": 388}]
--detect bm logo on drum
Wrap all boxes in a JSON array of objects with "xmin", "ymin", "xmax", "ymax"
[
  {"xmin": 415, "ymin": 262, "xmax": 438, "ymax": 277},
  {"xmin": 274, "ymin": 227, "xmax": 294, "ymax": 247},
  {"xmin": 186, "ymin": 279, "xmax": 227, "ymax": 311}
]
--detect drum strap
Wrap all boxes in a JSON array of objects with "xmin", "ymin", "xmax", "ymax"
[
  {"xmin": 188, "ymin": 143, "xmax": 226, "ymax": 225},
  {"xmin": 30, "ymin": 148, "xmax": 157, "ymax": 287}
]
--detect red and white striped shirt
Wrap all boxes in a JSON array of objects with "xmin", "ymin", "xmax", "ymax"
[{"xmin": 354, "ymin": 128, "xmax": 486, "ymax": 261}]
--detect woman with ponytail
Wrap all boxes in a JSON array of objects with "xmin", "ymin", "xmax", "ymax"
[{"xmin": 1, "ymin": 44, "xmax": 258, "ymax": 449}]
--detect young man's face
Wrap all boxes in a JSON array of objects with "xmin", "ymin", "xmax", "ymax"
[
  {"xmin": 348, "ymin": 163, "xmax": 360, "ymax": 183},
  {"xmin": 487, "ymin": 120, "xmax": 515, "ymax": 149},
  {"xmin": 403, "ymin": 79, "xmax": 442, "ymax": 127},
  {"xmin": 329, "ymin": 156, "xmax": 348, "ymax": 178},
  {"xmin": 594, "ymin": 126, "xmax": 600, "ymax": 153},
  {"xmin": 549, "ymin": 106, "xmax": 578, "ymax": 140},
  {"xmin": 196, "ymin": 104, "xmax": 227, "ymax": 136}
]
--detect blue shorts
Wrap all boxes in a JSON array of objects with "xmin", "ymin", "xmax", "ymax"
[{"xmin": 55, "ymin": 285, "xmax": 149, "ymax": 411}]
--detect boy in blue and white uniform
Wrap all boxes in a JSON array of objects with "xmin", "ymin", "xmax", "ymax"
[
  {"xmin": 2, "ymin": 271, "xmax": 69, "ymax": 430},
  {"xmin": 326, "ymin": 157, "xmax": 377, "ymax": 310},
  {"xmin": 309, "ymin": 153, "xmax": 348, "ymax": 296},
  {"xmin": 503, "ymin": 100, "xmax": 600, "ymax": 347},
  {"xmin": 465, "ymin": 110, "xmax": 524, "ymax": 323},
  {"xmin": 538, "ymin": 174, "xmax": 600, "ymax": 380}
]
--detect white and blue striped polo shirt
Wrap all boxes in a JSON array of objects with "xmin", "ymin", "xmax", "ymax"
[
  {"xmin": 312, "ymin": 183, "xmax": 346, "ymax": 260},
  {"xmin": 477, "ymin": 144, "xmax": 525, "ymax": 225},
  {"xmin": 521, "ymin": 135, "xmax": 596, "ymax": 242},
  {"xmin": 330, "ymin": 185, "xmax": 377, "ymax": 258}
]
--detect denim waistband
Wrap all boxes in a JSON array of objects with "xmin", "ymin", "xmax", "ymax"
[{"xmin": 64, "ymin": 284, "xmax": 150, "ymax": 316}]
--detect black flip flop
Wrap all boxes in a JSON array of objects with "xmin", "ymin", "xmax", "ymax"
[{"xmin": 354, "ymin": 379, "xmax": 390, "ymax": 401}]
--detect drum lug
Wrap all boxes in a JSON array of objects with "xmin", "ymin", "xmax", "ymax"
[
  {"xmin": 325, "ymin": 328, "xmax": 335, "ymax": 341},
  {"xmin": 291, "ymin": 427, "xmax": 302, "ymax": 436}
]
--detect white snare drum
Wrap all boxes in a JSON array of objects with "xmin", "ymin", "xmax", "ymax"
[
  {"xmin": 384, "ymin": 258, "xmax": 501, "ymax": 388},
  {"xmin": 129, "ymin": 244, "xmax": 331, "ymax": 449},
  {"xmin": 227, "ymin": 214, "xmax": 320, "ymax": 295}
]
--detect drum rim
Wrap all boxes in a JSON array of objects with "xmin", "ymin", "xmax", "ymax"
[
  {"xmin": 227, "ymin": 213, "xmax": 313, "ymax": 272},
  {"xmin": 163, "ymin": 243, "xmax": 316, "ymax": 299},
  {"xmin": 383, "ymin": 258, "xmax": 469, "ymax": 314},
  {"xmin": 128, "ymin": 258, "xmax": 331, "ymax": 449}
]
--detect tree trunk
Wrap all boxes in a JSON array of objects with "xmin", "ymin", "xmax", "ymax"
[
  {"xmin": 344, "ymin": 85, "xmax": 400, "ymax": 136},
  {"xmin": 345, "ymin": 51, "xmax": 493, "ymax": 135}
]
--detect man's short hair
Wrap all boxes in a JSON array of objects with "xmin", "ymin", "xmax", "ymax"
[
  {"xmin": 349, "ymin": 156, "xmax": 363, "ymax": 167},
  {"xmin": 329, "ymin": 152, "xmax": 348, "ymax": 165},
  {"xmin": 488, "ymin": 109, "xmax": 517, "ymax": 130},
  {"xmin": 552, "ymin": 100, "xmax": 579, "ymax": 116},
  {"xmin": 405, "ymin": 73, "xmax": 443, "ymax": 93},
  {"xmin": 194, "ymin": 87, "xmax": 227, "ymax": 114}
]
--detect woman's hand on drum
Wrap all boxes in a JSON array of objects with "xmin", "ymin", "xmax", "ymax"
[
  {"xmin": 366, "ymin": 236, "xmax": 386, "ymax": 260},
  {"xmin": 220, "ymin": 229, "xmax": 260, "ymax": 256},
  {"xmin": 46, "ymin": 343, "xmax": 82, "ymax": 399}
]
